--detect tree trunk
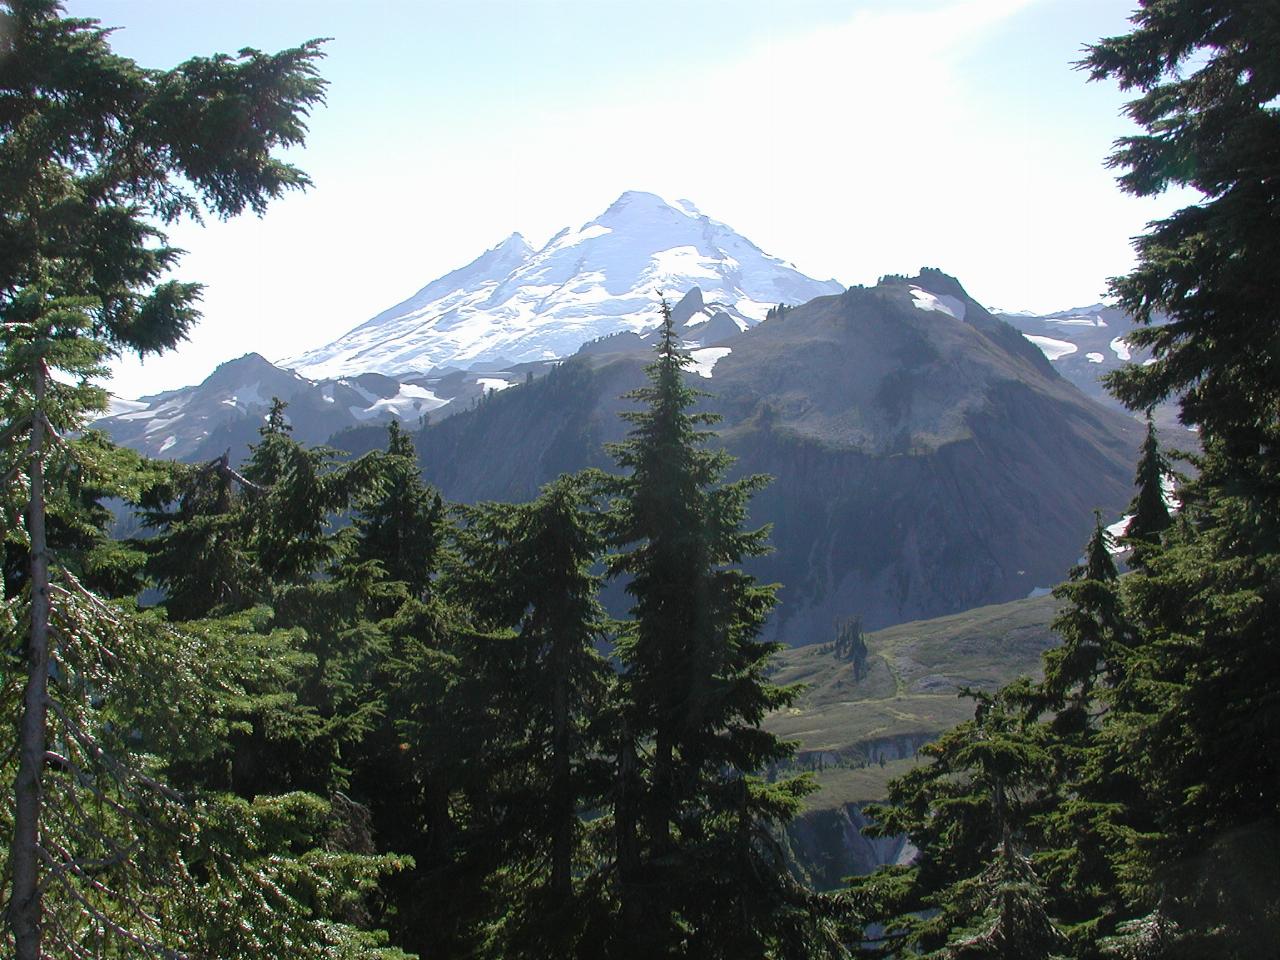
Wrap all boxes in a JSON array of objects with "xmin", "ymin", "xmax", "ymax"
[
  {"xmin": 615, "ymin": 718, "xmax": 644, "ymax": 941},
  {"xmin": 9, "ymin": 358, "xmax": 50, "ymax": 960},
  {"xmin": 550, "ymin": 637, "xmax": 572, "ymax": 905}
]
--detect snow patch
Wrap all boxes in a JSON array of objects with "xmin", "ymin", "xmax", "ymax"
[
  {"xmin": 1105, "ymin": 515, "xmax": 1132, "ymax": 552},
  {"xmin": 649, "ymin": 246, "xmax": 722, "ymax": 283},
  {"xmin": 476, "ymin": 377, "xmax": 513, "ymax": 392},
  {"xmin": 1023, "ymin": 334, "xmax": 1078, "ymax": 361},
  {"xmin": 113, "ymin": 408, "xmax": 158, "ymax": 422},
  {"xmin": 909, "ymin": 286, "xmax": 966, "ymax": 320},
  {"xmin": 350, "ymin": 383, "xmax": 448, "ymax": 421},
  {"xmin": 159, "ymin": 435, "xmax": 177, "ymax": 454},
  {"xmin": 106, "ymin": 395, "xmax": 148, "ymax": 417},
  {"xmin": 688, "ymin": 346, "xmax": 731, "ymax": 378},
  {"xmin": 1047, "ymin": 316, "xmax": 1102, "ymax": 327},
  {"xmin": 1110, "ymin": 337, "xmax": 1131, "ymax": 361},
  {"xmin": 1086, "ymin": 352, "xmax": 1105, "ymax": 364}
]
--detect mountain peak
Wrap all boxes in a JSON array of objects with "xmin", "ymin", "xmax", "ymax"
[
  {"xmin": 496, "ymin": 231, "xmax": 532, "ymax": 254},
  {"xmin": 600, "ymin": 190, "xmax": 697, "ymax": 222},
  {"xmin": 284, "ymin": 194, "xmax": 845, "ymax": 378}
]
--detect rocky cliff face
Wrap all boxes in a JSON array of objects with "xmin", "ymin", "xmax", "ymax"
[
  {"xmin": 333, "ymin": 270, "xmax": 1141, "ymax": 637},
  {"xmin": 786, "ymin": 803, "xmax": 917, "ymax": 892}
]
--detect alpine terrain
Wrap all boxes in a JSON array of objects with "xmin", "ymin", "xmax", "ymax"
[
  {"xmin": 283, "ymin": 190, "xmax": 845, "ymax": 377},
  {"xmin": 333, "ymin": 268, "xmax": 1143, "ymax": 637},
  {"xmin": 93, "ymin": 194, "xmax": 1145, "ymax": 638}
]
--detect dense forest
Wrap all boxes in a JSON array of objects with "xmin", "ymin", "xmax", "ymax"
[{"xmin": 2, "ymin": 1, "xmax": 1277, "ymax": 958}]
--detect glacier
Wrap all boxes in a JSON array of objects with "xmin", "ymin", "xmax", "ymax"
[{"xmin": 283, "ymin": 190, "xmax": 844, "ymax": 378}]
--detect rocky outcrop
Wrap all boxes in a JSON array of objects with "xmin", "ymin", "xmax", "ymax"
[
  {"xmin": 353, "ymin": 270, "xmax": 1140, "ymax": 638},
  {"xmin": 786, "ymin": 803, "xmax": 917, "ymax": 891}
]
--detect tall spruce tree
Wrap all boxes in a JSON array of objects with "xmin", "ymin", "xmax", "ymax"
[
  {"xmin": 353, "ymin": 420, "xmax": 445, "ymax": 601},
  {"xmin": 604, "ymin": 302, "xmax": 847, "ymax": 959}
]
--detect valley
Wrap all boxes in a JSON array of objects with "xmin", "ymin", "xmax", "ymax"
[
  {"xmin": 765, "ymin": 593, "xmax": 1060, "ymax": 886},
  {"xmin": 95, "ymin": 198, "xmax": 1147, "ymax": 637}
]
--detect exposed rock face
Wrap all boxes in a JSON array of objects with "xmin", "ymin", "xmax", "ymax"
[
  {"xmin": 368, "ymin": 270, "xmax": 1140, "ymax": 637},
  {"xmin": 786, "ymin": 803, "xmax": 917, "ymax": 891}
]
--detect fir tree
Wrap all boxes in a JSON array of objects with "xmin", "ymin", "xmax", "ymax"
[
  {"xmin": 850, "ymin": 686, "xmax": 1056, "ymax": 958},
  {"xmin": 1040, "ymin": 513, "xmax": 1121, "ymax": 708},
  {"xmin": 0, "ymin": 4, "xmax": 364, "ymax": 954},
  {"xmin": 353, "ymin": 420, "xmax": 445, "ymax": 600},
  {"xmin": 137, "ymin": 452, "xmax": 259, "ymax": 620},
  {"xmin": 1122, "ymin": 416, "xmax": 1172, "ymax": 561},
  {"xmin": 833, "ymin": 616, "xmax": 869, "ymax": 680},
  {"xmin": 604, "ymin": 302, "xmax": 846, "ymax": 959},
  {"xmin": 452, "ymin": 472, "xmax": 613, "ymax": 958},
  {"xmin": 1080, "ymin": 3, "xmax": 1280, "ymax": 952}
]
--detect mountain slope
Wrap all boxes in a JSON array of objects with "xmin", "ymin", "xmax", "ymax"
[
  {"xmin": 284, "ymin": 191, "xmax": 844, "ymax": 378},
  {"xmin": 334, "ymin": 269, "xmax": 1141, "ymax": 636},
  {"xmin": 765, "ymin": 591, "xmax": 1062, "ymax": 887},
  {"xmin": 95, "ymin": 353, "xmax": 526, "ymax": 461}
]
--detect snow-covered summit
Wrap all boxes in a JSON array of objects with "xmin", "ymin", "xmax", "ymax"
[{"xmin": 284, "ymin": 191, "xmax": 844, "ymax": 378}]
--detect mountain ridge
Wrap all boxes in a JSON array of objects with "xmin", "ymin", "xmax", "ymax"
[
  {"xmin": 325, "ymin": 269, "xmax": 1141, "ymax": 636},
  {"xmin": 282, "ymin": 190, "xmax": 844, "ymax": 378}
]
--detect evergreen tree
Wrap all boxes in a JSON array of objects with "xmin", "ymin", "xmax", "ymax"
[
  {"xmin": 0, "ymin": 4, "xmax": 355, "ymax": 954},
  {"xmin": 137, "ymin": 452, "xmax": 259, "ymax": 620},
  {"xmin": 353, "ymin": 420, "xmax": 445, "ymax": 600},
  {"xmin": 1080, "ymin": 3, "xmax": 1280, "ymax": 953},
  {"xmin": 604, "ymin": 302, "xmax": 846, "ymax": 959},
  {"xmin": 1087, "ymin": 3, "xmax": 1280, "ymax": 470},
  {"xmin": 1121, "ymin": 417, "xmax": 1172, "ymax": 560},
  {"xmin": 850, "ymin": 685, "xmax": 1056, "ymax": 958},
  {"xmin": 384, "ymin": 593, "xmax": 492, "ymax": 958},
  {"xmin": 240, "ymin": 398, "xmax": 380, "ymax": 589},
  {"xmin": 1040, "ymin": 514, "xmax": 1121, "ymax": 709},
  {"xmin": 1031, "ymin": 517, "xmax": 1143, "ymax": 954},
  {"xmin": 452, "ymin": 472, "xmax": 613, "ymax": 958},
  {"xmin": 833, "ymin": 616, "xmax": 869, "ymax": 680}
]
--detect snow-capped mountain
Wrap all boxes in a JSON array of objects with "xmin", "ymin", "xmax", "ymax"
[
  {"xmin": 335, "ymin": 269, "xmax": 1141, "ymax": 636},
  {"xmin": 993, "ymin": 304, "xmax": 1156, "ymax": 418},
  {"xmin": 284, "ymin": 190, "xmax": 844, "ymax": 378},
  {"xmin": 95, "ymin": 353, "xmax": 508, "ymax": 462}
]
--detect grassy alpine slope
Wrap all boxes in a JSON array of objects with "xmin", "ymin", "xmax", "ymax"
[{"xmin": 765, "ymin": 591, "xmax": 1060, "ymax": 813}]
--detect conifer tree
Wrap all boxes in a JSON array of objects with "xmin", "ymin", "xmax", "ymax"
[
  {"xmin": 0, "ymin": 4, "xmax": 349, "ymax": 953},
  {"xmin": 850, "ymin": 686, "xmax": 1055, "ymax": 958},
  {"xmin": 137, "ymin": 452, "xmax": 259, "ymax": 620},
  {"xmin": 1080, "ymin": 3, "xmax": 1280, "ymax": 952},
  {"xmin": 1121, "ymin": 416, "xmax": 1172, "ymax": 560},
  {"xmin": 353, "ymin": 420, "xmax": 445, "ymax": 600},
  {"xmin": 604, "ymin": 302, "xmax": 846, "ymax": 959},
  {"xmin": 241, "ymin": 398, "xmax": 380, "ymax": 589},
  {"xmin": 1040, "ymin": 514, "xmax": 1121, "ymax": 709},
  {"xmin": 452, "ymin": 472, "xmax": 613, "ymax": 957}
]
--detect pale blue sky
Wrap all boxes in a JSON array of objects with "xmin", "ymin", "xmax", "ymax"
[{"xmin": 67, "ymin": 1, "xmax": 1189, "ymax": 398}]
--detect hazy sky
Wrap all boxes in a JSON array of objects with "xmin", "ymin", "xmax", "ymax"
[{"xmin": 68, "ymin": 0, "xmax": 1190, "ymax": 398}]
